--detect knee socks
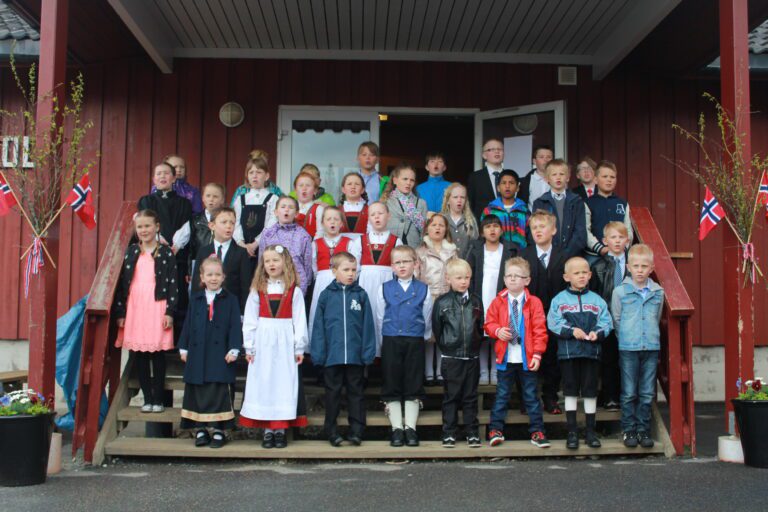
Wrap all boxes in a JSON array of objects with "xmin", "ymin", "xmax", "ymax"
[
  {"xmin": 386, "ymin": 401, "xmax": 403, "ymax": 430},
  {"xmin": 565, "ymin": 396, "xmax": 578, "ymax": 432},
  {"xmin": 584, "ymin": 397, "xmax": 597, "ymax": 433},
  {"xmin": 404, "ymin": 400, "xmax": 420, "ymax": 430}
]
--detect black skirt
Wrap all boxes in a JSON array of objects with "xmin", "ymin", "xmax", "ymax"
[{"xmin": 180, "ymin": 382, "xmax": 236, "ymax": 430}]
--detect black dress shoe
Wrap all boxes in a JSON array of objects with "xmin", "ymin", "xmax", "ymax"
[
  {"xmin": 262, "ymin": 432, "xmax": 275, "ymax": 449},
  {"xmin": 274, "ymin": 431, "xmax": 287, "ymax": 448},
  {"xmin": 210, "ymin": 430, "xmax": 226, "ymax": 449},
  {"xmin": 347, "ymin": 434, "xmax": 362, "ymax": 446},
  {"xmin": 390, "ymin": 428, "xmax": 405, "ymax": 447},
  {"xmin": 329, "ymin": 434, "xmax": 344, "ymax": 447},
  {"xmin": 195, "ymin": 429, "xmax": 211, "ymax": 447},
  {"xmin": 404, "ymin": 427, "xmax": 419, "ymax": 447},
  {"xmin": 566, "ymin": 431, "xmax": 579, "ymax": 450},
  {"xmin": 585, "ymin": 430, "xmax": 602, "ymax": 448}
]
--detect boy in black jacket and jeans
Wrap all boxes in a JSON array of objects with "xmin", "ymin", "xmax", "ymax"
[{"xmin": 433, "ymin": 258, "xmax": 485, "ymax": 448}]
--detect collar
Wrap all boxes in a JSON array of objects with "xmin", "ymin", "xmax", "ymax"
[
  {"xmin": 531, "ymin": 171, "xmax": 547, "ymax": 182},
  {"xmin": 536, "ymin": 244, "xmax": 552, "ymax": 257},
  {"xmin": 358, "ymin": 169, "xmax": 379, "ymax": 179},
  {"xmin": 214, "ymin": 239, "xmax": 232, "ymax": 250},
  {"xmin": 422, "ymin": 237, "xmax": 456, "ymax": 252},
  {"xmin": 205, "ymin": 288, "xmax": 223, "ymax": 299},
  {"xmin": 344, "ymin": 199, "xmax": 365, "ymax": 208},
  {"xmin": 276, "ymin": 222, "xmax": 297, "ymax": 231},
  {"xmin": 368, "ymin": 230, "xmax": 390, "ymax": 239},
  {"xmin": 633, "ymin": 280, "xmax": 649, "ymax": 291},
  {"xmin": 566, "ymin": 286, "xmax": 589, "ymax": 296},
  {"xmin": 486, "ymin": 163, "xmax": 503, "ymax": 173},
  {"xmin": 427, "ymin": 175, "xmax": 446, "ymax": 183},
  {"xmin": 551, "ymin": 190, "xmax": 567, "ymax": 200},
  {"xmin": 397, "ymin": 277, "xmax": 413, "ymax": 286},
  {"xmin": 610, "ymin": 253, "xmax": 625, "ymax": 262},
  {"xmin": 508, "ymin": 290, "xmax": 526, "ymax": 304},
  {"xmin": 156, "ymin": 189, "xmax": 174, "ymax": 198}
]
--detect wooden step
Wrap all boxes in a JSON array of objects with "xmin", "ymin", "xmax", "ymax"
[{"xmin": 105, "ymin": 436, "xmax": 664, "ymax": 459}]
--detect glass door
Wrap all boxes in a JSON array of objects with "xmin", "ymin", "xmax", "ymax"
[
  {"xmin": 277, "ymin": 107, "xmax": 380, "ymax": 199},
  {"xmin": 474, "ymin": 100, "xmax": 567, "ymax": 177}
]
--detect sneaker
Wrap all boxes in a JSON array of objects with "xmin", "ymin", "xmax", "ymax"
[
  {"xmin": 566, "ymin": 431, "xmax": 579, "ymax": 450},
  {"xmin": 467, "ymin": 435, "xmax": 482, "ymax": 448},
  {"xmin": 604, "ymin": 400, "xmax": 620, "ymax": 411},
  {"xmin": 404, "ymin": 427, "xmax": 420, "ymax": 447},
  {"xmin": 488, "ymin": 429, "xmax": 504, "ymax": 446},
  {"xmin": 442, "ymin": 436, "xmax": 456, "ymax": 448},
  {"xmin": 530, "ymin": 431, "xmax": 551, "ymax": 448},
  {"xmin": 151, "ymin": 404, "xmax": 165, "ymax": 413},
  {"xmin": 585, "ymin": 430, "xmax": 602, "ymax": 448},
  {"xmin": 390, "ymin": 428, "xmax": 405, "ymax": 447},
  {"xmin": 140, "ymin": 404, "xmax": 153, "ymax": 413},
  {"xmin": 623, "ymin": 431, "xmax": 639, "ymax": 448},
  {"xmin": 638, "ymin": 431, "xmax": 654, "ymax": 448}
]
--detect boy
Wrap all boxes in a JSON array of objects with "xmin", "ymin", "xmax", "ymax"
[
  {"xmin": 467, "ymin": 138, "xmax": 517, "ymax": 222},
  {"xmin": 585, "ymin": 161, "xmax": 633, "ymax": 258},
  {"xmin": 519, "ymin": 145, "xmax": 553, "ymax": 209},
  {"xmin": 466, "ymin": 215, "xmax": 518, "ymax": 384},
  {"xmin": 611, "ymin": 244, "xmax": 664, "ymax": 449},
  {"xmin": 480, "ymin": 170, "xmax": 529, "ymax": 249},
  {"xmin": 151, "ymin": 153, "xmax": 204, "ymax": 214},
  {"xmin": 532, "ymin": 159, "xmax": 587, "ymax": 258},
  {"xmin": 417, "ymin": 151, "xmax": 452, "ymax": 213},
  {"xmin": 590, "ymin": 221, "xmax": 631, "ymax": 410},
  {"xmin": 572, "ymin": 157, "xmax": 597, "ymax": 200},
  {"xmin": 357, "ymin": 141, "xmax": 382, "ymax": 204},
  {"xmin": 547, "ymin": 257, "xmax": 613, "ymax": 450},
  {"xmin": 375, "ymin": 245, "xmax": 433, "ymax": 447},
  {"xmin": 521, "ymin": 210, "xmax": 568, "ymax": 414},
  {"xmin": 485, "ymin": 257, "xmax": 550, "ymax": 448},
  {"xmin": 311, "ymin": 252, "xmax": 377, "ymax": 447},
  {"xmin": 188, "ymin": 183, "xmax": 226, "ymax": 276},
  {"xmin": 432, "ymin": 259, "xmax": 485, "ymax": 448}
]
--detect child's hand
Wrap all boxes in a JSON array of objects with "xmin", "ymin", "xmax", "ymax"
[
  {"xmin": 163, "ymin": 315, "xmax": 174, "ymax": 329},
  {"xmin": 295, "ymin": 354, "xmax": 304, "ymax": 364},
  {"xmin": 245, "ymin": 354, "xmax": 254, "ymax": 364},
  {"xmin": 496, "ymin": 327, "xmax": 512, "ymax": 342},
  {"xmin": 171, "ymin": 245, "xmax": 179, "ymax": 255},
  {"xmin": 245, "ymin": 242, "xmax": 258, "ymax": 257},
  {"xmin": 158, "ymin": 235, "xmax": 170, "ymax": 246},
  {"xmin": 116, "ymin": 318, "xmax": 125, "ymax": 328},
  {"xmin": 599, "ymin": 247, "xmax": 609, "ymax": 256},
  {"xmin": 528, "ymin": 358, "xmax": 540, "ymax": 371},
  {"xmin": 225, "ymin": 354, "xmax": 237, "ymax": 363},
  {"xmin": 588, "ymin": 331, "xmax": 598, "ymax": 342},
  {"xmin": 573, "ymin": 328, "xmax": 588, "ymax": 340},
  {"xmin": 185, "ymin": 275, "xmax": 191, "ymax": 284},
  {"xmin": 180, "ymin": 352, "xmax": 187, "ymax": 362}
]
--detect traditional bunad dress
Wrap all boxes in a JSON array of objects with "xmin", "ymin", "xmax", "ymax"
[
  {"xmin": 340, "ymin": 200, "xmax": 368, "ymax": 240},
  {"xmin": 296, "ymin": 201, "xmax": 325, "ymax": 240}
]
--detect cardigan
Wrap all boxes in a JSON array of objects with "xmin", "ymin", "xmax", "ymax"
[{"xmin": 114, "ymin": 243, "xmax": 179, "ymax": 318}]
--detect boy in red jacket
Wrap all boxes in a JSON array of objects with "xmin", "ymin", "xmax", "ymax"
[{"xmin": 485, "ymin": 257, "xmax": 550, "ymax": 448}]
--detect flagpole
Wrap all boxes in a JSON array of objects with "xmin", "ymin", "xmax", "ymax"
[{"xmin": 0, "ymin": 170, "xmax": 43, "ymax": 241}]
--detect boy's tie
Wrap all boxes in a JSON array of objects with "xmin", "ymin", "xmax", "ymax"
[
  {"xmin": 493, "ymin": 171, "xmax": 500, "ymax": 197},
  {"xmin": 614, "ymin": 257, "xmax": 623, "ymax": 287},
  {"xmin": 216, "ymin": 244, "xmax": 223, "ymax": 260},
  {"xmin": 539, "ymin": 252, "xmax": 548, "ymax": 269},
  {"xmin": 509, "ymin": 298, "xmax": 520, "ymax": 345}
]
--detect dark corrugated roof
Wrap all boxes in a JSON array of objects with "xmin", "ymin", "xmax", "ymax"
[
  {"xmin": 750, "ymin": 19, "xmax": 768, "ymax": 54},
  {"xmin": 0, "ymin": 0, "xmax": 39, "ymax": 41}
]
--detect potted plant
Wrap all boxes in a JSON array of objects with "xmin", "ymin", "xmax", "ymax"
[
  {"xmin": 0, "ymin": 389, "xmax": 56, "ymax": 486},
  {"xmin": 732, "ymin": 377, "xmax": 768, "ymax": 468}
]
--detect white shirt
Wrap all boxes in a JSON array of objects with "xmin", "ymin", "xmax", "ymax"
[
  {"xmin": 375, "ymin": 278, "xmax": 434, "ymax": 348},
  {"xmin": 486, "ymin": 163, "xmax": 503, "ymax": 197},
  {"xmin": 536, "ymin": 244, "xmax": 553, "ymax": 269},
  {"xmin": 213, "ymin": 239, "xmax": 232, "ymax": 262},
  {"xmin": 507, "ymin": 291, "xmax": 525, "ymax": 364},
  {"xmin": 312, "ymin": 234, "xmax": 362, "ymax": 273},
  {"xmin": 481, "ymin": 245, "xmax": 503, "ymax": 313},
  {"xmin": 527, "ymin": 171, "xmax": 551, "ymax": 211},
  {"xmin": 233, "ymin": 188, "xmax": 279, "ymax": 244},
  {"xmin": 343, "ymin": 200, "xmax": 366, "ymax": 212},
  {"xmin": 365, "ymin": 229, "xmax": 404, "ymax": 250}
]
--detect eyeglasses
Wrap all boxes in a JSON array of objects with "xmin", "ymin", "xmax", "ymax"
[
  {"xmin": 483, "ymin": 147, "xmax": 503, "ymax": 153},
  {"xmin": 393, "ymin": 259, "xmax": 414, "ymax": 266},
  {"xmin": 504, "ymin": 274, "xmax": 530, "ymax": 280}
]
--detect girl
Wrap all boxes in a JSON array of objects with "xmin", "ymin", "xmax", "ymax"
[
  {"xmin": 289, "ymin": 163, "xmax": 336, "ymax": 206},
  {"xmin": 179, "ymin": 257, "xmax": 242, "ymax": 448},
  {"xmin": 441, "ymin": 183, "xmax": 479, "ymax": 259},
  {"xmin": 338, "ymin": 172, "xmax": 369, "ymax": 238},
  {"xmin": 259, "ymin": 196, "xmax": 313, "ymax": 296},
  {"xmin": 415, "ymin": 214, "xmax": 458, "ymax": 385},
  {"xmin": 233, "ymin": 155, "xmax": 279, "ymax": 260},
  {"xmin": 382, "ymin": 164, "xmax": 429, "ymax": 248},
  {"xmin": 138, "ymin": 162, "xmax": 193, "ymax": 254},
  {"xmin": 114, "ymin": 209, "xmax": 178, "ymax": 413},
  {"xmin": 240, "ymin": 245, "xmax": 308, "ymax": 449},
  {"xmin": 308, "ymin": 207, "xmax": 362, "ymax": 343},
  {"xmin": 230, "ymin": 149, "xmax": 283, "ymax": 205},
  {"xmin": 293, "ymin": 171, "xmax": 325, "ymax": 239}
]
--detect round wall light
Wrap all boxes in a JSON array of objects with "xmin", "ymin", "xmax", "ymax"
[{"xmin": 219, "ymin": 102, "xmax": 245, "ymax": 128}]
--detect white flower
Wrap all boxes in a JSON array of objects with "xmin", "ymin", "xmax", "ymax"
[{"xmin": 275, "ymin": 245, "xmax": 284, "ymax": 254}]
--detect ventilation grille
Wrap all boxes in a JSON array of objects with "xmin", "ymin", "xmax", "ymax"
[{"xmin": 558, "ymin": 66, "xmax": 578, "ymax": 86}]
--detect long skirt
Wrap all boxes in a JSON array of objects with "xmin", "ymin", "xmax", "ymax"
[{"xmin": 180, "ymin": 382, "xmax": 235, "ymax": 430}]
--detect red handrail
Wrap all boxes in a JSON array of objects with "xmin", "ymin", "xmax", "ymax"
[
  {"xmin": 631, "ymin": 207, "xmax": 696, "ymax": 456},
  {"xmin": 72, "ymin": 202, "xmax": 135, "ymax": 463}
]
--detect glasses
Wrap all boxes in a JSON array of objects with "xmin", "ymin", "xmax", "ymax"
[
  {"xmin": 504, "ymin": 274, "xmax": 530, "ymax": 280},
  {"xmin": 483, "ymin": 147, "xmax": 503, "ymax": 153},
  {"xmin": 393, "ymin": 259, "xmax": 414, "ymax": 266}
]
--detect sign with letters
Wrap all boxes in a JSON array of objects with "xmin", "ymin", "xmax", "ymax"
[{"xmin": 1, "ymin": 136, "xmax": 34, "ymax": 168}]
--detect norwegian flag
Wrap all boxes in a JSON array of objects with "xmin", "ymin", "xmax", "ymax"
[
  {"xmin": 0, "ymin": 173, "xmax": 18, "ymax": 216},
  {"xmin": 699, "ymin": 187, "xmax": 725, "ymax": 241},
  {"xmin": 65, "ymin": 174, "xmax": 96, "ymax": 230},
  {"xmin": 758, "ymin": 171, "xmax": 768, "ymax": 206}
]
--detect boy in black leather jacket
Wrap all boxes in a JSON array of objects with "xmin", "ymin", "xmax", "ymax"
[{"xmin": 432, "ymin": 258, "xmax": 485, "ymax": 448}]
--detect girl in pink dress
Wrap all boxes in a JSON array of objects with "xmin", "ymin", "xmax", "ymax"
[{"xmin": 115, "ymin": 209, "xmax": 179, "ymax": 413}]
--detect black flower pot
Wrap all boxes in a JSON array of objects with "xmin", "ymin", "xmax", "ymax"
[
  {"xmin": 0, "ymin": 413, "xmax": 55, "ymax": 486},
  {"xmin": 732, "ymin": 399, "xmax": 768, "ymax": 469}
]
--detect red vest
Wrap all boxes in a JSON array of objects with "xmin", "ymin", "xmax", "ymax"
[
  {"xmin": 296, "ymin": 203, "xmax": 322, "ymax": 239},
  {"xmin": 341, "ymin": 204, "xmax": 368, "ymax": 234},
  {"xmin": 315, "ymin": 237, "xmax": 352, "ymax": 271},
  {"xmin": 258, "ymin": 287, "xmax": 295, "ymax": 319},
  {"xmin": 360, "ymin": 233, "xmax": 398, "ymax": 266}
]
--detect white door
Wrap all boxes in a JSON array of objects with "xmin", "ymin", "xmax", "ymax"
[
  {"xmin": 277, "ymin": 107, "xmax": 380, "ymax": 197},
  {"xmin": 474, "ymin": 100, "xmax": 567, "ymax": 176}
]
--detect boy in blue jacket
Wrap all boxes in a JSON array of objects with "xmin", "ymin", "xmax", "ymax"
[
  {"xmin": 548, "ymin": 256, "xmax": 613, "ymax": 450},
  {"xmin": 311, "ymin": 252, "xmax": 377, "ymax": 447}
]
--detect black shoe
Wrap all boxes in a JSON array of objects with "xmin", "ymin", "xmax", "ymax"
[
  {"xmin": 329, "ymin": 434, "xmax": 344, "ymax": 447},
  {"xmin": 347, "ymin": 434, "xmax": 362, "ymax": 446},
  {"xmin": 390, "ymin": 428, "xmax": 405, "ymax": 447},
  {"xmin": 262, "ymin": 432, "xmax": 275, "ymax": 449},
  {"xmin": 404, "ymin": 427, "xmax": 420, "ymax": 447},
  {"xmin": 566, "ymin": 431, "xmax": 579, "ymax": 450},
  {"xmin": 274, "ymin": 431, "xmax": 287, "ymax": 448},
  {"xmin": 436, "ymin": 376, "xmax": 444, "ymax": 386},
  {"xmin": 194, "ymin": 429, "xmax": 211, "ymax": 447},
  {"xmin": 638, "ymin": 431, "xmax": 654, "ymax": 448},
  {"xmin": 210, "ymin": 430, "xmax": 226, "ymax": 449},
  {"xmin": 425, "ymin": 378, "xmax": 437, "ymax": 387},
  {"xmin": 467, "ymin": 432, "xmax": 482, "ymax": 448},
  {"xmin": 604, "ymin": 400, "xmax": 620, "ymax": 411},
  {"xmin": 442, "ymin": 435, "xmax": 456, "ymax": 448},
  {"xmin": 623, "ymin": 430, "xmax": 639, "ymax": 448},
  {"xmin": 585, "ymin": 430, "xmax": 602, "ymax": 448}
]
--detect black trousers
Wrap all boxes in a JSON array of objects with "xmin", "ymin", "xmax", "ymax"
[
  {"xmin": 540, "ymin": 333, "xmax": 561, "ymax": 405},
  {"xmin": 323, "ymin": 364, "xmax": 366, "ymax": 436},
  {"xmin": 381, "ymin": 336, "xmax": 425, "ymax": 402},
  {"xmin": 134, "ymin": 351, "xmax": 167, "ymax": 405},
  {"xmin": 440, "ymin": 357, "xmax": 480, "ymax": 436},
  {"xmin": 601, "ymin": 333, "xmax": 621, "ymax": 403}
]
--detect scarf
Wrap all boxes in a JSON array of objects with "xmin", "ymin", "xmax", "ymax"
[{"xmin": 392, "ymin": 189, "xmax": 425, "ymax": 232}]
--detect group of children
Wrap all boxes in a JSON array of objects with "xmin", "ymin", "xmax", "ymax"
[{"xmin": 114, "ymin": 139, "xmax": 663, "ymax": 451}]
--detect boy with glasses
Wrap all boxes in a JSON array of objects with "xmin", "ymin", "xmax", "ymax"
[{"xmin": 467, "ymin": 138, "xmax": 519, "ymax": 222}]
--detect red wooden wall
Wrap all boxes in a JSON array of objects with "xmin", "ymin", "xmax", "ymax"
[{"xmin": 0, "ymin": 57, "xmax": 766, "ymax": 346}]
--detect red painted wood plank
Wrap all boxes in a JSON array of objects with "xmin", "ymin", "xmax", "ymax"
[
  {"xmin": 575, "ymin": 66, "xmax": 602, "ymax": 169},
  {"xmin": 252, "ymin": 60, "xmax": 279, "ymax": 163},
  {"xmin": 648, "ymin": 78, "xmax": 677, "ymax": 247},
  {"xmin": 226, "ymin": 60, "xmax": 256, "ymax": 196},
  {"xmin": 200, "ymin": 60, "xmax": 230, "ymax": 187},
  {"xmin": 625, "ymin": 78, "xmax": 651, "ymax": 208},
  {"xmin": 151, "ymin": 72, "xmax": 179, "ymax": 167},
  {"xmin": 124, "ymin": 60, "xmax": 155, "ymax": 203},
  {"xmin": 176, "ymin": 60, "xmax": 204, "ymax": 192},
  {"xmin": 600, "ymin": 71, "xmax": 628, "ymax": 197}
]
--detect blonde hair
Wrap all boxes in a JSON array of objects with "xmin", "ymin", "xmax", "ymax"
[
  {"xmin": 203, "ymin": 182, "xmax": 226, "ymax": 197},
  {"xmin": 244, "ymin": 155, "xmax": 270, "ymax": 187},
  {"xmin": 391, "ymin": 244, "xmax": 417, "ymax": 261},
  {"xmin": 440, "ymin": 183, "xmax": 478, "ymax": 239},
  {"xmin": 504, "ymin": 256, "xmax": 530, "ymax": 275},
  {"xmin": 423, "ymin": 213, "xmax": 453, "ymax": 243},
  {"xmin": 603, "ymin": 221, "xmax": 628, "ymax": 237},
  {"xmin": 446, "ymin": 258, "xmax": 472, "ymax": 277},
  {"xmin": 628, "ymin": 244, "xmax": 654, "ymax": 264},
  {"xmin": 564, "ymin": 256, "xmax": 590, "ymax": 273},
  {"xmin": 330, "ymin": 251, "xmax": 357, "ymax": 270},
  {"xmin": 545, "ymin": 159, "xmax": 571, "ymax": 178},
  {"xmin": 380, "ymin": 163, "xmax": 416, "ymax": 202},
  {"xmin": 529, "ymin": 209, "xmax": 557, "ymax": 228},
  {"xmin": 249, "ymin": 149, "xmax": 269, "ymax": 162},
  {"xmin": 251, "ymin": 245, "xmax": 299, "ymax": 293},
  {"xmin": 198, "ymin": 256, "xmax": 225, "ymax": 287}
]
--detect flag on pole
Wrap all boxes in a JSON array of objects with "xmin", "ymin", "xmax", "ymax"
[
  {"xmin": 0, "ymin": 173, "xmax": 18, "ymax": 216},
  {"xmin": 699, "ymin": 187, "xmax": 725, "ymax": 241},
  {"xmin": 65, "ymin": 174, "xmax": 96, "ymax": 229},
  {"xmin": 758, "ymin": 171, "xmax": 768, "ymax": 205}
]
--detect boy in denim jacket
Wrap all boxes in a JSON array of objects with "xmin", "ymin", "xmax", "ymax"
[{"xmin": 610, "ymin": 244, "xmax": 664, "ymax": 449}]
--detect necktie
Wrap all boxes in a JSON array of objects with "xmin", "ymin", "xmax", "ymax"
[
  {"xmin": 614, "ymin": 257, "xmax": 623, "ymax": 287},
  {"xmin": 539, "ymin": 252, "xmax": 548, "ymax": 269},
  {"xmin": 510, "ymin": 298, "xmax": 520, "ymax": 345},
  {"xmin": 493, "ymin": 171, "xmax": 500, "ymax": 197},
  {"xmin": 216, "ymin": 244, "xmax": 223, "ymax": 260},
  {"xmin": 460, "ymin": 294, "xmax": 468, "ymax": 306},
  {"xmin": 587, "ymin": 187, "xmax": 593, "ymax": 197}
]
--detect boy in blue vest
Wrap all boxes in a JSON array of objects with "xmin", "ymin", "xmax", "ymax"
[
  {"xmin": 585, "ymin": 160, "xmax": 633, "ymax": 259},
  {"xmin": 311, "ymin": 252, "xmax": 377, "ymax": 447},
  {"xmin": 375, "ymin": 245, "xmax": 434, "ymax": 447},
  {"xmin": 416, "ymin": 151, "xmax": 452, "ymax": 213}
]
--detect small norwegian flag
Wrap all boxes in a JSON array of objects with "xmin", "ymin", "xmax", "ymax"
[
  {"xmin": 0, "ymin": 173, "xmax": 18, "ymax": 216},
  {"xmin": 757, "ymin": 171, "xmax": 768, "ymax": 206},
  {"xmin": 699, "ymin": 187, "xmax": 726, "ymax": 241},
  {"xmin": 65, "ymin": 174, "xmax": 96, "ymax": 230}
]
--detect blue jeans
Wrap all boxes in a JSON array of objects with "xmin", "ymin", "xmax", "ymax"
[
  {"xmin": 490, "ymin": 363, "xmax": 544, "ymax": 433},
  {"xmin": 619, "ymin": 350, "xmax": 659, "ymax": 433}
]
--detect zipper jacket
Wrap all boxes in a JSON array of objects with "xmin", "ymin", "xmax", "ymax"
[
  {"xmin": 432, "ymin": 290, "xmax": 484, "ymax": 358},
  {"xmin": 610, "ymin": 277, "xmax": 664, "ymax": 351},
  {"xmin": 547, "ymin": 287, "xmax": 613, "ymax": 361}
]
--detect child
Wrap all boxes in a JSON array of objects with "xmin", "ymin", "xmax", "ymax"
[
  {"xmin": 518, "ymin": 145, "xmax": 553, "ymax": 209},
  {"xmin": 485, "ymin": 257, "xmax": 550, "ymax": 448},
  {"xmin": 415, "ymin": 214, "xmax": 458, "ymax": 385},
  {"xmin": 240, "ymin": 245, "xmax": 308, "ymax": 449},
  {"xmin": 289, "ymin": 163, "xmax": 336, "ymax": 206},
  {"xmin": 532, "ymin": 159, "xmax": 587, "ymax": 258},
  {"xmin": 293, "ymin": 171, "xmax": 326, "ymax": 239},
  {"xmin": 233, "ymin": 154, "xmax": 279, "ymax": 260},
  {"xmin": 480, "ymin": 170, "xmax": 529, "ymax": 249},
  {"xmin": 338, "ymin": 172, "xmax": 369, "ymax": 237},
  {"xmin": 467, "ymin": 215, "xmax": 519, "ymax": 384},
  {"xmin": 188, "ymin": 183, "xmax": 226, "ymax": 278},
  {"xmin": 416, "ymin": 151, "xmax": 452, "ymax": 213},
  {"xmin": 179, "ymin": 257, "xmax": 242, "ymax": 448},
  {"xmin": 357, "ymin": 141, "xmax": 383, "ymax": 204},
  {"xmin": 114, "ymin": 209, "xmax": 178, "ymax": 413},
  {"xmin": 230, "ymin": 149, "xmax": 284, "ymax": 205},
  {"xmin": 572, "ymin": 157, "xmax": 598, "ymax": 200},
  {"xmin": 191, "ymin": 207, "xmax": 252, "ymax": 313},
  {"xmin": 611, "ymin": 244, "xmax": 664, "ymax": 449},
  {"xmin": 590, "ymin": 221, "xmax": 631, "ymax": 410},
  {"xmin": 585, "ymin": 160, "xmax": 634, "ymax": 258},
  {"xmin": 259, "ymin": 196, "xmax": 313, "ymax": 296},
  {"xmin": 309, "ymin": 207, "xmax": 362, "ymax": 342},
  {"xmin": 310, "ymin": 252, "xmax": 377, "ymax": 447},
  {"xmin": 151, "ymin": 154, "xmax": 203, "ymax": 214},
  {"xmin": 375, "ymin": 245, "xmax": 433, "ymax": 447},
  {"xmin": 441, "ymin": 183, "xmax": 479, "ymax": 259},
  {"xmin": 521, "ymin": 210, "xmax": 568, "ymax": 414},
  {"xmin": 548, "ymin": 256, "xmax": 613, "ymax": 450},
  {"xmin": 383, "ymin": 164, "xmax": 429, "ymax": 248},
  {"xmin": 432, "ymin": 258, "xmax": 484, "ymax": 448}
]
